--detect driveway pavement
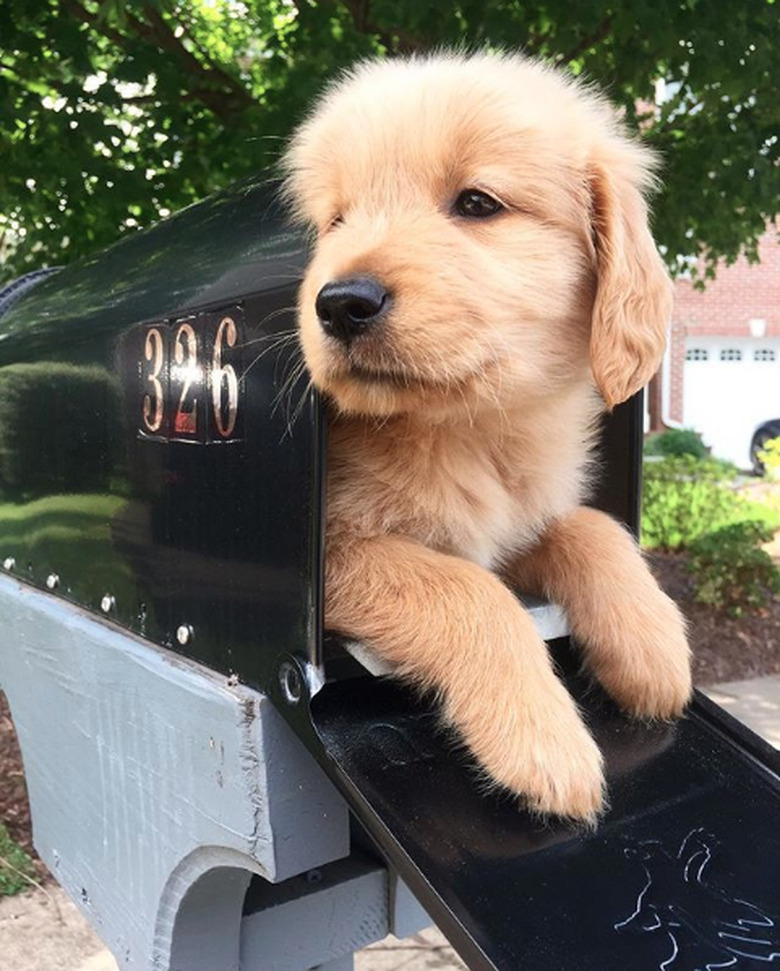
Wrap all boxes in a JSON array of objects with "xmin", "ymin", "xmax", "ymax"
[
  {"xmin": 3, "ymin": 675, "xmax": 779, "ymax": 971},
  {"xmin": 705, "ymin": 674, "xmax": 780, "ymax": 747}
]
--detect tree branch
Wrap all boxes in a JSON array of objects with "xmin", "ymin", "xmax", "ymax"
[
  {"xmin": 59, "ymin": 0, "xmax": 255, "ymax": 122},
  {"xmin": 557, "ymin": 17, "xmax": 613, "ymax": 65},
  {"xmin": 522, "ymin": 28, "xmax": 554, "ymax": 57},
  {"xmin": 135, "ymin": 3, "xmax": 254, "ymax": 111},
  {"xmin": 320, "ymin": 0, "xmax": 427, "ymax": 53},
  {"xmin": 1, "ymin": 59, "xmax": 71, "ymax": 102},
  {"xmin": 60, "ymin": 0, "xmax": 127, "ymax": 46},
  {"xmin": 172, "ymin": 9, "xmax": 244, "ymax": 83}
]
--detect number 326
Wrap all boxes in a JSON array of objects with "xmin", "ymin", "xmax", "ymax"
[{"xmin": 141, "ymin": 316, "xmax": 240, "ymax": 440}]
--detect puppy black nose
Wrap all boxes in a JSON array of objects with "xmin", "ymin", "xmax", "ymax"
[{"xmin": 315, "ymin": 277, "xmax": 390, "ymax": 342}]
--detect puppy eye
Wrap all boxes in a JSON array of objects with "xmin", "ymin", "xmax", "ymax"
[
  {"xmin": 453, "ymin": 190, "xmax": 503, "ymax": 219},
  {"xmin": 317, "ymin": 213, "xmax": 344, "ymax": 238}
]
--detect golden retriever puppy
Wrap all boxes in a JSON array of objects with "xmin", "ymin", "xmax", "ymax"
[{"xmin": 283, "ymin": 52, "xmax": 691, "ymax": 823}]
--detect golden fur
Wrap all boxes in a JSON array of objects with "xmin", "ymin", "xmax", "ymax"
[{"xmin": 284, "ymin": 52, "xmax": 691, "ymax": 823}]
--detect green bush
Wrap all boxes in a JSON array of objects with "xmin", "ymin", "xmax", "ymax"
[
  {"xmin": 0, "ymin": 821, "xmax": 34, "ymax": 896},
  {"xmin": 687, "ymin": 521, "xmax": 780, "ymax": 616},
  {"xmin": 0, "ymin": 362, "xmax": 120, "ymax": 500},
  {"xmin": 641, "ymin": 456, "xmax": 742, "ymax": 550},
  {"xmin": 644, "ymin": 427, "xmax": 708, "ymax": 459}
]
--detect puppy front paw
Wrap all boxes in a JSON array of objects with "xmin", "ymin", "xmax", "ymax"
[
  {"xmin": 516, "ymin": 716, "xmax": 606, "ymax": 824},
  {"xmin": 455, "ymin": 686, "xmax": 606, "ymax": 824},
  {"xmin": 587, "ymin": 587, "xmax": 692, "ymax": 721}
]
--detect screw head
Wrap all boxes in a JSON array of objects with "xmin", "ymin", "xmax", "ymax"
[
  {"xmin": 100, "ymin": 594, "xmax": 115, "ymax": 614},
  {"xmin": 46, "ymin": 573, "xmax": 60, "ymax": 590},
  {"xmin": 176, "ymin": 624, "xmax": 193, "ymax": 646},
  {"xmin": 3, "ymin": 557, "xmax": 15, "ymax": 571},
  {"xmin": 278, "ymin": 660, "xmax": 303, "ymax": 705}
]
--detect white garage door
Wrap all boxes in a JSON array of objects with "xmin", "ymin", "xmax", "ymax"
[{"xmin": 683, "ymin": 337, "xmax": 780, "ymax": 468}]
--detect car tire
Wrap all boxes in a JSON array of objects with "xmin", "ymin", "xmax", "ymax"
[{"xmin": 750, "ymin": 425, "xmax": 780, "ymax": 476}]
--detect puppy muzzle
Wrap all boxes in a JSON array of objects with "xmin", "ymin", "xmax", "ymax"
[{"xmin": 315, "ymin": 276, "xmax": 392, "ymax": 344}]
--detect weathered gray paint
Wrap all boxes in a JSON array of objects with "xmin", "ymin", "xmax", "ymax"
[
  {"xmin": 0, "ymin": 573, "xmax": 352, "ymax": 969},
  {"xmin": 169, "ymin": 862, "xmax": 253, "ymax": 971},
  {"xmin": 240, "ymin": 858, "xmax": 389, "ymax": 971},
  {"xmin": 388, "ymin": 872, "xmax": 432, "ymax": 941}
]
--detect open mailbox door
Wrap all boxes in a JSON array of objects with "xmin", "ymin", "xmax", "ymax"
[{"xmin": 2, "ymin": 176, "xmax": 779, "ymax": 971}]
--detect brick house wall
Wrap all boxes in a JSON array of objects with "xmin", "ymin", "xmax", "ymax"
[{"xmin": 667, "ymin": 230, "xmax": 780, "ymax": 422}]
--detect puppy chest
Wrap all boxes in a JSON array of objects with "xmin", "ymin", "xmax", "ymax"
[
  {"xmin": 327, "ymin": 431, "xmax": 532, "ymax": 568},
  {"xmin": 422, "ymin": 467, "xmax": 523, "ymax": 567}
]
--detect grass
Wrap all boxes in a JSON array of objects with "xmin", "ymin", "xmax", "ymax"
[
  {"xmin": 0, "ymin": 491, "xmax": 138, "ymax": 612},
  {"xmin": 0, "ymin": 821, "xmax": 34, "ymax": 896}
]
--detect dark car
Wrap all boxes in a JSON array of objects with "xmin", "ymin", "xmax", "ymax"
[{"xmin": 750, "ymin": 419, "xmax": 780, "ymax": 474}]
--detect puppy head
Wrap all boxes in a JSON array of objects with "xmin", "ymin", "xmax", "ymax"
[{"xmin": 284, "ymin": 53, "xmax": 671, "ymax": 418}]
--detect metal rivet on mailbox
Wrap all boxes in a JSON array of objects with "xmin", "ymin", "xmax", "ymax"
[
  {"xmin": 2, "ymin": 557, "xmax": 15, "ymax": 571},
  {"xmin": 100, "ymin": 594, "xmax": 115, "ymax": 614},
  {"xmin": 279, "ymin": 660, "xmax": 302, "ymax": 705},
  {"xmin": 46, "ymin": 574, "xmax": 60, "ymax": 590},
  {"xmin": 176, "ymin": 624, "xmax": 193, "ymax": 646}
]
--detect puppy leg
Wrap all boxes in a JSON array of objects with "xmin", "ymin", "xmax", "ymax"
[
  {"xmin": 326, "ymin": 533, "xmax": 605, "ymax": 822},
  {"xmin": 506, "ymin": 507, "xmax": 691, "ymax": 719}
]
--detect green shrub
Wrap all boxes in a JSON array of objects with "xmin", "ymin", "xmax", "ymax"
[
  {"xmin": 736, "ymin": 495, "xmax": 780, "ymax": 532},
  {"xmin": 641, "ymin": 456, "xmax": 742, "ymax": 550},
  {"xmin": 0, "ymin": 362, "xmax": 120, "ymax": 500},
  {"xmin": 0, "ymin": 821, "xmax": 34, "ymax": 896},
  {"xmin": 687, "ymin": 521, "xmax": 780, "ymax": 616},
  {"xmin": 644, "ymin": 427, "xmax": 708, "ymax": 459}
]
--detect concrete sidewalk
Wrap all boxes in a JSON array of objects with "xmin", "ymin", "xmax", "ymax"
[
  {"xmin": 705, "ymin": 674, "xmax": 780, "ymax": 748},
  {"xmin": 3, "ymin": 675, "xmax": 779, "ymax": 971}
]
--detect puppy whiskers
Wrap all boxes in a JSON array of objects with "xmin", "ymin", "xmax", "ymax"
[
  {"xmin": 272, "ymin": 354, "xmax": 311, "ymax": 439},
  {"xmin": 238, "ymin": 325, "xmax": 299, "ymax": 387},
  {"xmin": 285, "ymin": 375, "xmax": 315, "ymax": 440},
  {"xmin": 238, "ymin": 324, "xmax": 297, "ymax": 354},
  {"xmin": 272, "ymin": 349, "xmax": 307, "ymax": 411}
]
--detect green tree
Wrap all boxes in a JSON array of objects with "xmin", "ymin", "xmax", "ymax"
[{"xmin": 1, "ymin": 0, "xmax": 778, "ymax": 282}]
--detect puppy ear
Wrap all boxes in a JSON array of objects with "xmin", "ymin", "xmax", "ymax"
[{"xmin": 589, "ymin": 158, "xmax": 673, "ymax": 410}]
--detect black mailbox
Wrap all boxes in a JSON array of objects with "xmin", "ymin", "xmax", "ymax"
[{"xmin": 2, "ymin": 174, "xmax": 780, "ymax": 971}]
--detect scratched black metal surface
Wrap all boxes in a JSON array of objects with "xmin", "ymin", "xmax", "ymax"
[{"xmin": 309, "ymin": 661, "xmax": 780, "ymax": 971}]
